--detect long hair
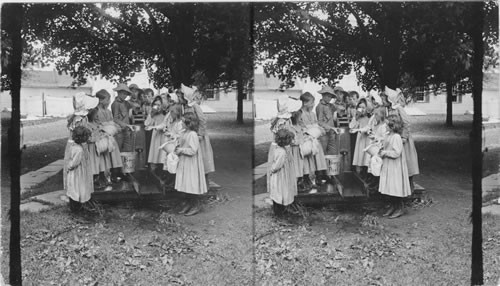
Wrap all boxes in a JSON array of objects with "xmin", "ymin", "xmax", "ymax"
[
  {"xmin": 151, "ymin": 96, "xmax": 166, "ymax": 115},
  {"xmin": 87, "ymin": 107, "xmax": 99, "ymax": 123},
  {"xmin": 169, "ymin": 103, "xmax": 183, "ymax": 121},
  {"xmin": 386, "ymin": 114, "xmax": 403, "ymax": 134},
  {"xmin": 373, "ymin": 107, "xmax": 386, "ymax": 123},
  {"xmin": 290, "ymin": 110, "xmax": 302, "ymax": 126},
  {"xmin": 183, "ymin": 112, "xmax": 199, "ymax": 132}
]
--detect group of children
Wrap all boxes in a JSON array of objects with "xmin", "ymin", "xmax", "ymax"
[
  {"xmin": 267, "ymin": 92, "xmax": 328, "ymax": 215},
  {"xmin": 268, "ymin": 86, "xmax": 419, "ymax": 219},
  {"xmin": 64, "ymin": 83, "xmax": 214, "ymax": 216}
]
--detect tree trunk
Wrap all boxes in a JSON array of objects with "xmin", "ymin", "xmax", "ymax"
[
  {"xmin": 381, "ymin": 51, "xmax": 400, "ymax": 89},
  {"xmin": 380, "ymin": 7, "xmax": 403, "ymax": 90},
  {"xmin": 446, "ymin": 80, "xmax": 453, "ymax": 127},
  {"xmin": 236, "ymin": 78, "xmax": 244, "ymax": 124},
  {"xmin": 171, "ymin": 4, "xmax": 195, "ymax": 88},
  {"xmin": 6, "ymin": 3, "xmax": 24, "ymax": 285},
  {"xmin": 469, "ymin": 2, "xmax": 484, "ymax": 285}
]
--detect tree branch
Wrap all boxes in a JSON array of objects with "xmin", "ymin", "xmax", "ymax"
[
  {"xmin": 345, "ymin": 3, "xmax": 384, "ymax": 78},
  {"xmin": 141, "ymin": 4, "xmax": 175, "ymax": 80}
]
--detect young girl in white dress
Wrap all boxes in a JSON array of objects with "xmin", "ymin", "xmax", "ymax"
[
  {"xmin": 269, "ymin": 128, "xmax": 297, "ymax": 216},
  {"xmin": 161, "ymin": 103, "xmax": 185, "ymax": 190},
  {"xmin": 289, "ymin": 111, "xmax": 305, "ymax": 190},
  {"xmin": 298, "ymin": 92, "xmax": 327, "ymax": 188},
  {"xmin": 365, "ymin": 107, "xmax": 388, "ymax": 190},
  {"xmin": 349, "ymin": 98, "xmax": 371, "ymax": 178},
  {"xmin": 378, "ymin": 114, "xmax": 412, "ymax": 218},
  {"xmin": 267, "ymin": 98, "xmax": 299, "ymax": 194},
  {"xmin": 66, "ymin": 125, "xmax": 93, "ymax": 212},
  {"xmin": 145, "ymin": 96, "xmax": 168, "ymax": 173},
  {"xmin": 176, "ymin": 84, "xmax": 216, "ymax": 189},
  {"xmin": 383, "ymin": 87, "xmax": 420, "ymax": 191},
  {"xmin": 64, "ymin": 92, "xmax": 98, "ymax": 211},
  {"xmin": 175, "ymin": 112, "xmax": 207, "ymax": 216}
]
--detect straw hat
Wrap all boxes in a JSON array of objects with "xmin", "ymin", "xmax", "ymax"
[
  {"xmin": 128, "ymin": 83, "xmax": 140, "ymax": 91},
  {"xmin": 113, "ymin": 83, "xmax": 132, "ymax": 94},
  {"xmin": 318, "ymin": 86, "xmax": 336, "ymax": 96},
  {"xmin": 333, "ymin": 86, "xmax": 344, "ymax": 94},
  {"xmin": 73, "ymin": 92, "xmax": 98, "ymax": 116}
]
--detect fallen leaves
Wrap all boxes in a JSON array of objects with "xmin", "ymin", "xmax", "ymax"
[{"xmin": 206, "ymin": 190, "xmax": 233, "ymax": 204}]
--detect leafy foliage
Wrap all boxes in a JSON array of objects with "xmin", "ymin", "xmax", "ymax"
[
  {"xmin": 255, "ymin": 2, "xmax": 498, "ymax": 92},
  {"xmin": 2, "ymin": 3, "xmax": 254, "ymax": 92}
]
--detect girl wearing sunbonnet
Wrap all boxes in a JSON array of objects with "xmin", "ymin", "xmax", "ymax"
[
  {"xmin": 176, "ymin": 84, "xmax": 216, "ymax": 189},
  {"xmin": 382, "ymin": 87, "xmax": 420, "ymax": 191},
  {"xmin": 64, "ymin": 92, "xmax": 98, "ymax": 211},
  {"xmin": 267, "ymin": 98, "xmax": 300, "ymax": 194},
  {"xmin": 378, "ymin": 114, "xmax": 412, "ymax": 218}
]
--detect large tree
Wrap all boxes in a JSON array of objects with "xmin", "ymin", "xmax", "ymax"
[
  {"xmin": 6, "ymin": 3, "xmax": 253, "ymax": 122},
  {"xmin": 255, "ymin": 2, "xmax": 498, "ymax": 103},
  {"xmin": 255, "ymin": 2, "xmax": 416, "ymax": 90},
  {"xmin": 401, "ymin": 2, "xmax": 498, "ymax": 127},
  {"xmin": 1, "ymin": 3, "xmax": 24, "ymax": 285}
]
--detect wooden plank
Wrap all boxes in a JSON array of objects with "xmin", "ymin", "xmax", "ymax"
[{"xmin": 332, "ymin": 175, "xmax": 344, "ymax": 197}]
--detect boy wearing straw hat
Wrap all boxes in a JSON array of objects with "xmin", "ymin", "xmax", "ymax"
[
  {"xmin": 111, "ymin": 83, "xmax": 135, "ymax": 152},
  {"xmin": 316, "ymin": 86, "xmax": 340, "ymax": 155}
]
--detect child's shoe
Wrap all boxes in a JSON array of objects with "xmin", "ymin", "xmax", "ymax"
[
  {"xmin": 185, "ymin": 205, "xmax": 201, "ymax": 216},
  {"xmin": 178, "ymin": 202, "xmax": 191, "ymax": 214},
  {"xmin": 389, "ymin": 204, "xmax": 404, "ymax": 219},
  {"xmin": 382, "ymin": 205, "xmax": 395, "ymax": 217}
]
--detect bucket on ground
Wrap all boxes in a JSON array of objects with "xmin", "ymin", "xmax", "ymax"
[
  {"xmin": 121, "ymin": 151, "xmax": 137, "ymax": 173},
  {"xmin": 325, "ymin": 155, "xmax": 342, "ymax": 176}
]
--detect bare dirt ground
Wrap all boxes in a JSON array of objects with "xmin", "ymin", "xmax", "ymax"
[{"xmin": 253, "ymin": 114, "xmax": 500, "ymax": 285}]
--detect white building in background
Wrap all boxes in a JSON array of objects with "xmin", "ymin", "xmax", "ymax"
[
  {"xmin": 252, "ymin": 70, "xmax": 367, "ymax": 120},
  {"xmin": 0, "ymin": 70, "xmax": 92, "ymax": 117},
  {"xmin": 2, "ymin": 66, "xmax": 497, "ymax": 120},
  {"xmin": 0, "ymin": 68, "xmax": 252, "ymax": 117},
  {"xmin": 252, "ymin": 69, "xmax": 500, "ymax": 121},
  {"xmin": 411, "ymin": 73, "xmax": 500, "ymax": 120}
]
